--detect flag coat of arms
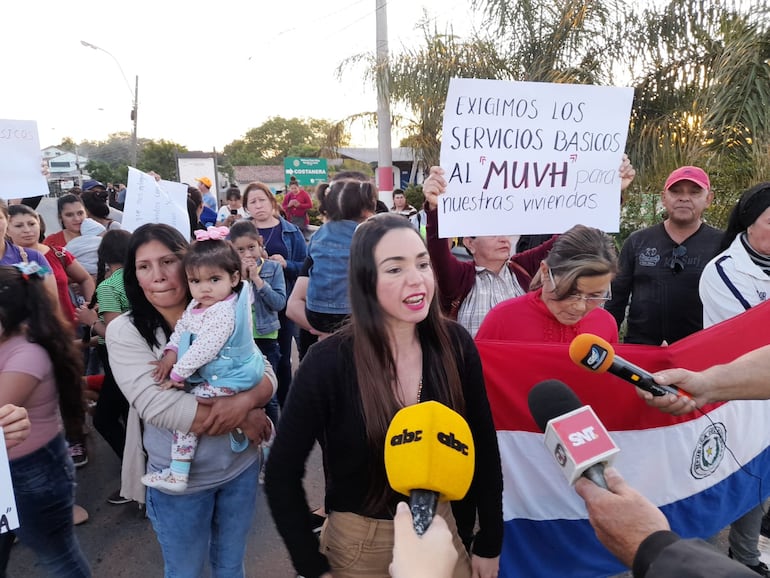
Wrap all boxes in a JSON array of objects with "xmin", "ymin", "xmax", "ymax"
[{"xmin": 476, "ymin": 301, "xmax": 770, "ymax": 577}]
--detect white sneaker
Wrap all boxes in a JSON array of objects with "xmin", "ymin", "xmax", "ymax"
[{"xmin": 141, "ymin": 468, "xmax": 189, "ymax": 492}]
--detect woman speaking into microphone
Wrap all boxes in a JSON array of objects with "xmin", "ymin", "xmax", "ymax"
[{"xmin": 265, "ymin": 213, "xmax": 503, "ymax": 578}]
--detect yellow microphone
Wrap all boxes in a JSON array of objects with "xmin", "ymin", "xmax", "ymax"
[
  {"xmin": 384, "ymin": 400, "xmax": 475, "ymax": 535},
  {"xmin": 569, "ymin": 333, "xmax": 691, "ymax": 398}
]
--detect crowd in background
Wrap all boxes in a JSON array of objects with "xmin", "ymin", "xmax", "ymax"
[{"xmin": 3, "ymin": 160, "xmax": 770, "ymax": 578}]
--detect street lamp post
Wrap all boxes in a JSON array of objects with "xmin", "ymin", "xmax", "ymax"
[{"xmin": 80, "ymin": 40, "xmax": 139, "ymax": 167}]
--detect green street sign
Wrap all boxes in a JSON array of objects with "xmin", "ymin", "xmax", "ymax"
[{"xmin": 284, "ymin": 157, "xmax": 328, "ymax": 187}]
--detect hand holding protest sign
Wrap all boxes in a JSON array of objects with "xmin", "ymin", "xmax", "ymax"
[
  {"xmin": 0, "ymin": 427, "xmax": 19, "ymax": 535},
  {"xmin": 438, "ymin": 79, "xmax": 634, "ymax": 238},
  {"xmin": 0, "ymin": 120, "xmax": 49, "ymax": 200},
  {"xmin": 122, "ymin": 167, "xmax": 191, "ymax": 239}
]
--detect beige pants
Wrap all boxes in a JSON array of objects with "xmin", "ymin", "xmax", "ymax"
[{"xmin": 319, "ymin": 502, "xmax": 472, "ymax": 578}]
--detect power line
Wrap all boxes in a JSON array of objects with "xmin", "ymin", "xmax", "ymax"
[{"xmin": 247, "ymin": 0, "xmax": 372, "ymax": 60}]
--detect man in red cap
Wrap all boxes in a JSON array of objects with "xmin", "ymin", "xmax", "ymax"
[{"xmin": 606, "ymin": 166, "xmax": 722, "ymax": 345}]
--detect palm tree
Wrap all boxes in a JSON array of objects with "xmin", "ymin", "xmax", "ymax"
[
  {"xmin": 622, "ymin": 0, "xmax": 770, "ymax": 231},
  {"xmin": 334, "ymin": 21, "xmax": 509, "ymax": 170},
  {"xmin": 475, "ymin": 0, "xmax": 628, "ymax": 85}
]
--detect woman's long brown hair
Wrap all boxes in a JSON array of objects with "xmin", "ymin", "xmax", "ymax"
[{"xmin": 344, "ymin": 213, "xmax": 465, "ymax": 513}]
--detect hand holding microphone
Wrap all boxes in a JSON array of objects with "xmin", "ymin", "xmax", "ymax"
[
  {"xmin": 384, "ymin": 401, "xmax": 475, "ymax": 535},
  {"xmin": 574, "ymin": 466, "xmax": 671, "ymax": 569},
  {"xmin": 390, "ymin": 502, "xmax": 457, "ymax": 578},
  {"xmin": 569, "ymin": 334, "xmax": 692, "ymax": 400},
  {"xmin": 644, "ymin": 368, "xmax": 709, "ymax": 414}
]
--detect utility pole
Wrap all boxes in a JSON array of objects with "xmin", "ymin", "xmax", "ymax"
[
  {"xmin": 375, "ymin": 0, "xmax": 394, "ymax": 200},
  {"xmin": 131, "ymin": 75, "xmax": 139, "ymax": 167},
  {"xmin": 81, "ymin": 41, "xmax": 139, "ymax": 167}
]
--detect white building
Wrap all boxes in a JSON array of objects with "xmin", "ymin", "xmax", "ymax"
[{"xmin": 42, "ymin": 146, "xmax": 90, "ymax": 192}]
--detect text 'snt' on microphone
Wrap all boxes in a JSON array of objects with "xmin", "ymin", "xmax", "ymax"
[
  {"xmin": 528, "ymin": 379, "xmax": 619, "ymax": 490},
  {"xmin": 384, "ymin": 400, "xmax": 475, "ymax": 535}
]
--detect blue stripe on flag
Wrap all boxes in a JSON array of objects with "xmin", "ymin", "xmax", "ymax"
[{"xmin": 500, "ymin": 445, "xmax": 770, "ymax": 577}]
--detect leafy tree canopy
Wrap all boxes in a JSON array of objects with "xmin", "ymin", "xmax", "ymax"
[
  {"xmin": 140, "ymin": 139, "xmax": 188, "ymax": 181},
  {"xmin": 75, "ymin": 133, "xmax": 187, "ymax": 184},
  {"xmin": 223, "ymin": 116, "xmax": 348, "ymax": 166},
  {"xmin": 356, "ymin": 0, "xmax": 770, "ymax": 235}
]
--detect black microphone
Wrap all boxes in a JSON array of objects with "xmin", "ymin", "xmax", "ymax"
[
  {"xmin": 528, "ymin": 379, "xmax": 619, "ymax": 490},
  {"xmin": 569, "ymin": 334, "xmax": 691, "ymax": 399}
]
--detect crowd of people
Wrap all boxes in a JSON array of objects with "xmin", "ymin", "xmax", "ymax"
[{"xmin": 3, "ymin": 161, "xmax": 770, "ymax": 578}]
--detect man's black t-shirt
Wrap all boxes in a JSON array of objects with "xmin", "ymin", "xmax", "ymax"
[{"xmin": 606, "ymin": 222, "xmax": 722, "ymax": 344}]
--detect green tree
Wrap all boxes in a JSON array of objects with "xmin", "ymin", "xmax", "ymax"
[
  {"xmin": 476, "ymin": 0, "xmax": 627, "ymax": 84},
  {"xmin": 84, "ymin": 159, "xmax": 123, "ymax": 186},
  {"xmin": 384, "ymin": 0, "xmax": 770, "ymax": 236},
  {"xmin": 223, "ymin": 117, "xmax": 345, "ymax": 165},
  {"xmin": 622, "ymin": 0, "xmax": 770, "ymax": 232},
  {"xmin": 139, "ymin": 139, "xmax": 188, "ymax": 181},
  {"xmin": 342, "ymin": 2, "xmax": 628, "ymax": 173},
  {"xmin": 81, "ymin": 132, "xmax": 134, "ymax": 166},
  {"xmin": 338, "ymin": 22, "xmax": 509, "ymax": 170},
  {"xmin": 57, "ymin": 137, "xmax": 77, "ymax": 153},
  {"xmin": 79, "ymin": 134, "xmax": 187, "ymax": 184},
  {"xmin": 386, "ymin": 27, "xmax": 509, "ymax": 169}
]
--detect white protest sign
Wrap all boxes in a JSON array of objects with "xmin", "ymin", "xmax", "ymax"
[
  {"xmin": 438, "ymin": 78, "xmax": 634, "ymax": 237},
  {"xmin": 0, "ymin": 427, "xmax": 19, "ymax": 534},
  {"xmin": 0, "ymin": 120, "xmax": 49, "ymax": 200},
  {"xmin": 122, "ymin": 167, "xmax": 191, "ymax": 240}
]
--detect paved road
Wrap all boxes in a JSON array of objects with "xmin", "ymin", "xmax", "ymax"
[{"xmin": 7, "ymin": 428, "xmax": 324, "ymax": 577}]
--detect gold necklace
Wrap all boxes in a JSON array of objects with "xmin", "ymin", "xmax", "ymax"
[{"xmin": 397, "ymin": 376, "xmax": 424, "ymax": 405}]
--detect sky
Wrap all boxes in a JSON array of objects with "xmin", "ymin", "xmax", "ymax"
[{"xmin": 4, "ymin": 0, "xmax": 482, "ymax": 152}]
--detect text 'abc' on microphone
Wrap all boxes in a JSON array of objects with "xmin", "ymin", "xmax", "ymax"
[
  {"xmin": 569, "ymin": 333, "xmax": 691, "ymax": 399},
  {"xmin": 528, "ymin": 379, "xmax": 619, "ymax": 490},
  {"xmin": 384, "ymin": 400, "xmax": 475, "ymax": 535}
]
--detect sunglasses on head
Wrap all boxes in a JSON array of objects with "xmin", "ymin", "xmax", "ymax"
[{"xmin": 670, "ymin": 245, "xmax": 687, "ymax": 273}]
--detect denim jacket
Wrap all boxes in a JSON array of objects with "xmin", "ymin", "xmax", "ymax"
[
  {"xmin": 276, "ymin": 217, "xmax": 307, "ymax": 292},
  {"xmin": 306, "ymin": 220, "xmax": 357, "ymax": 314},
  {"xmin": 251, "ymin": 259, "xmax": 286, "ymax": 336},
  {"xmin": 178, "ymin": 285, "xmax": 264, "ymax": 391}
]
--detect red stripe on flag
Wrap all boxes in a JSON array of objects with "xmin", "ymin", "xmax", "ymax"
[{"xmin": 477, "ymin": 300, "xmax": 770, "ymax": 433}]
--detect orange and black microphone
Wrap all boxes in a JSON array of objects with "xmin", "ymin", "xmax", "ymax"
[
  {"xmin": 569, "ymin": 333, "xmax": 691, "ymax": 398},
  {"xmin": 384, "ymin": 401, "xmax": 475, "ymax": 535}
]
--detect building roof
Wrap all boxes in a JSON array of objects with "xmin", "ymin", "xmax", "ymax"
[
  {"xmin": 233, "ymin": 165, "xmax": 284, "ymax": 184},
  {"xmin": 337, "ymin": 147, "xmax": 416, "ymax": 164}
]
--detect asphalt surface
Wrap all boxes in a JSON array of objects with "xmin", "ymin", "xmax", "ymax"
[{"xmin": 7, "ymin": 421, "xmax": 324, "ymax": 577}]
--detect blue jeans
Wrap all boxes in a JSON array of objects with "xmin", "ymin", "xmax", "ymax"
[
  {"xmin": 0, "ymin": 433, "xmax": 90, "ymax": 577},
  {"xmin": 729, "ymin": 503, "xmax": 765, "ymax": 565},
  {"xmin": 255, "ymin": 338, "xmax": 281, "ymax": 425},
  {"xmin": 145, "ymin": 459, "xmax": 260, "ymax": 578},
  {"xmin": 276, "ymin": 310, "xmax": 297, "ymax": 407}
]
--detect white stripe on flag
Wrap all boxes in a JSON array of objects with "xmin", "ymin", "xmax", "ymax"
[{"xmin": 499, "ymin": 399, "xmax": 770, "ymax": 521}]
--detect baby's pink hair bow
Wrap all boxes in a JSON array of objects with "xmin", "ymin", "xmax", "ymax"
[{"xmin": 194, "ymin": 226, "xmax": 229, "ymax": 241}]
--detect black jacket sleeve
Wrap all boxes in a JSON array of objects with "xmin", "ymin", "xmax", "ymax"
[
  {"xmin": 606, "ymin": 233, "xmax": 635, "ymax": 328},
  {"xmin": 264, "ymin": 340, "xmax": 332, "ymax": 578},
  {"xmin": 634, "ymin": 531, "xmax": 756, "ymax": 577},
  {"xmin": 452, "ymin": 324, "xmax": 504, "ymax": 558}
]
